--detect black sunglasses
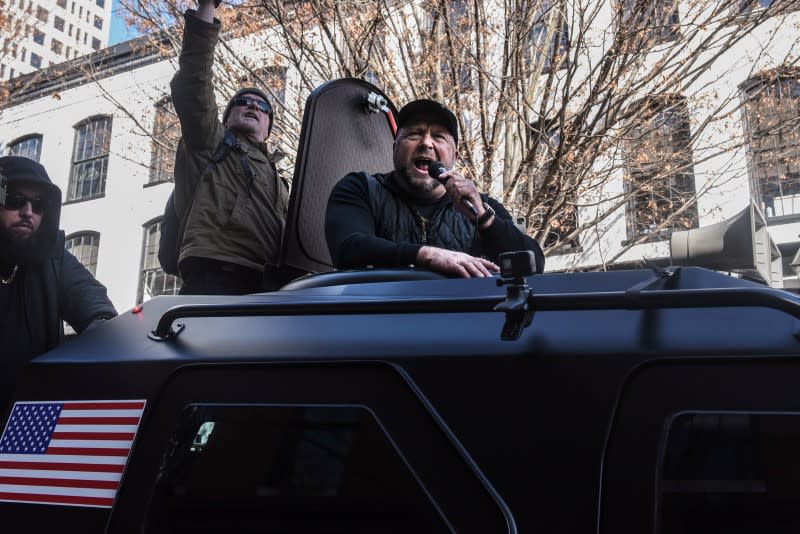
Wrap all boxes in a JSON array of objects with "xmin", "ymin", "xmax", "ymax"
[
  {"xmin": 2, "ymin": 192, "xmax": 49, "ymax": 214},
  {"xmin": 232, "ymin": 96, "xmax": 273, "ymax": 115}
]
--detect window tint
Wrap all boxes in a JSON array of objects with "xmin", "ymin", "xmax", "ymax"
[
  {"xmin": 660, "ymin": 412, "xmax": 800, "ymax": 533},
  {"xmin": 146, "ymin": 405, "xmax": 449, "ymax": 533}
]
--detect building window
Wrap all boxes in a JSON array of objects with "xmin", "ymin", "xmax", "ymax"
[
  {"xmin": 741, "ymin": 68, "xmax": 800, "ymax": 218},
  {"xmin": 91, "ymin": 37, "xmax": 100, "ymax": 50},
  {"xmin": 33, "ymin": 29, "xmax": 44, "ymax": 45},
  {"xmin": 150, "ymin": 97, "xmax": 180, "ymax": 184},
  {"xmin": 623, "ymin": 95, "xmax": 698, "ymax": 241},
  {"xmin": 29, "ymin": 53, "xmax": 41, "ymax": 68},
  {"xmin": 35, "ymin": 6, "xmax": 48, "ymax": 22},
  {"xmin": 93, "ymin": 15, "xmax": 102, "ymax": 29},
  {"xmin": 96, "ymin": 0, "xmax": 104, "ymax": 6},
  {"xmin": 51, "ymin": 38, "xmax": 62, "ymax": 54},
  {"xmin": 65, "ymin": 232, "xmax": 100, "ymax": 275},
  {"xmin": 731, "ymin": 0, "xmax": 800, "ymax": 15},
  {"xmin": 620, "ymin": 0, "xmax": 680, "ymax": 47},
  {"xmin": 75, "ymin": 28, "xmax": 80, "ymax": 42},
  {"xmin": 518, "ymin": 122, "xmax": 580, "ymax": 252},
  {"xmin": 527, "ymin": 0, "xmax": 570, "ymax": 74},
  {"xmin": 54, "ymin": 15, "xmax": 64, "ymax": 31},
  {"xmin": 6, "ymin": 134, "xmax": 42, "ymax": 160},
  {"xmin": 68, "ymin": 116, "xmax": 112, "ymax": 201},
  {"xmin": 139, "ymin": 220, "xmax": 181, "ymax": 303},
  {"xmin": 56, "ymin": 0, "xmax": 66, "ymax": 8},
  {"xmin": 0, "ymin": 64, "xmax": 5, "ymax": 79}
]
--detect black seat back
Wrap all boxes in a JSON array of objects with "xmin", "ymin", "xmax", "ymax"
[{"xmin": 279, "ymin": 78, "xmax": 397, "ymax": 275}]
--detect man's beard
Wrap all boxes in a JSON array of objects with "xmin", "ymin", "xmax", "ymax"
[
  {"xmin": 393, "ymin": 155, "xmax": 439, "ymax": 195},
  {"xmin": 0, "ymin": 225, "xmax": 46, "ymax": 266}
]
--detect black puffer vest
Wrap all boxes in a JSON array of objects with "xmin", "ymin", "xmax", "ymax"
[{"xmin": 365, "ymin": 172, "xmax": 482, "ymax": 254}]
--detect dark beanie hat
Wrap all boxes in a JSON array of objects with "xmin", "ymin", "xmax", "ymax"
[
  {"xmin": 222, "ymin": 87, "xmax": 274, "ymax": 138},
  {"xmin": 396, "ymin": 99, "xmax": 458, "ymax": 145}
]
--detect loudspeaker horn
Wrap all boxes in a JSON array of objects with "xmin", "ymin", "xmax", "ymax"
[{"xmin": 670, "ymin": 201, "xmax": 783, "ymax": 287}]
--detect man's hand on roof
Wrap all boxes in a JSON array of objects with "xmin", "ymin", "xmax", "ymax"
[{"xmin": 416, "ymin": 246, "xmax": 498, "ymax": 278}]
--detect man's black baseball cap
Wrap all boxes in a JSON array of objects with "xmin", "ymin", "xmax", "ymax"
[{"xmin": 396, "ymin": 99, "xmax": 458, "ymax": 145}]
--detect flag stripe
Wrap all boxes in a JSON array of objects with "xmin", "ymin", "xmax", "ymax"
[
  {"xmin": 46, "ymin": 447, "xmax": 130, "ymax": 457},
  {"xmin": 0, "ymin": 492, "xmax": 113, "ymax": 507},
  {"xmin": 56, "ymin": 425, "xmax": 139, "ymax": 433},
  {"xmin": 59, "ymin": 409, "xmax": 144, "ymax": 418},
  {"xmin": 0, "ymin": 476, "xmax": 118, "ymax": 489},
  {"xmin": 62, "ymin": 402, "xmax": 145, "ymax": 410},
  {"xmin": 50, "ymin": 440, "xmax": 133, "ymax": 449},
  {"xmin": 0, "ymin": 454, "xmax": 127, "ymax": 465},
  {"xmin": 56, "ymin": 417, "xmax": 140, "ymax": 425},
  {"xmin": 51, "ymin": 432, "xmax": 135, "ymax": 440},
  {"xmin": 0, "ymin": 468, "xmax": 121, "ymax": 481},
  {"xmin": 0, "ymin": 484, "xmax": 116, "ymax": 498},
  {"xmin": 0, "ymin": 460, "xmax": 124, "ymax": 472}
]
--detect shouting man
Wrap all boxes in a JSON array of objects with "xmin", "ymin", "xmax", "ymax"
[{"xmin": 325, "ymin": 99, "xmax": 544, "ymax": 278}]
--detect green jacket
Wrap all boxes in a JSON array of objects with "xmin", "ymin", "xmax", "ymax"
[{"xmin": 170, "ymin": 10, "xmax": 289, "ymax": 273}]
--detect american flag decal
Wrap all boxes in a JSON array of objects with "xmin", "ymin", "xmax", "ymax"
[{"xmin": 0, "ymin": 400, "xmax": 146, "ymax": 508}]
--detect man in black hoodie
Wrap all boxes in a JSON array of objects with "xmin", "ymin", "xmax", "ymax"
[{"xmin": 0, "ymin": 156, "xmax": 117, "ymax": 408}]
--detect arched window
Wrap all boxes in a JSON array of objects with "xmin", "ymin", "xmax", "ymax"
[
  {"xmin": 139, "ymin": 219, "xmax": 181, "ymax": 303},
  {"xmin": 65, "ymin": 231, "xmax": 100, "ymax": 275},
  {"xmin": 68, "ymin": 115, "xmax": 112, "ymax": 201},
  {"xmin": 6, "ymin": 134, "xmax": 42, "ymax": 161}
]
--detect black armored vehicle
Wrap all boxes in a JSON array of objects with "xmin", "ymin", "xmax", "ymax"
[{"xmin": 3, "ymin": 79, "xmax": 800, "ymax": 534}]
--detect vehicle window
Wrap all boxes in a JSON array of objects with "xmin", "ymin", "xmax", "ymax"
[
  {"xmin": 660, "ymin": 412, "xmax": 800, "ymax": 533},
  {"xmin": 145, "ymin": 404, "xmax": 449, "ymax": 533}
]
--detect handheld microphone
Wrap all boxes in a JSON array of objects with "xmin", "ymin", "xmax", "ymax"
[{"xmin": 429, "ymin": 161, "xmax": 478, "ymax": 216}]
